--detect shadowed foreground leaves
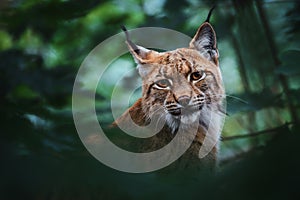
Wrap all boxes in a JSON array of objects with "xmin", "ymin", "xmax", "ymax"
[{"xmin": 1, "ymin": 124, "xmax": 299, "ymax": 200}]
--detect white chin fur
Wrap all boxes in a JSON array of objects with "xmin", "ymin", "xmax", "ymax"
[
  {"xmin": 166, "ymin": 114, "xmax": 179, "ymax": 134},
  {"xmin": 165, "ymin": 105, "xmax": 214, "ymax": 134},
  {"xmin": 180, "ymin": 112, "xmax": 199, "ymax": 124},
  {"xmin": 165, "ymin": 111, "xmax": 200, "ymax": 134}
]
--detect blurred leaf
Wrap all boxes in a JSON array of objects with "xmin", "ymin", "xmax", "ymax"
[
  {"xmin": 0, "ymin": 49, "xmax": 76, "ymax": 107},
  {"xmin": 0, "ymin": 0, "xmax": 103, "ymax": 39},
  {"xmin": 227, "ymin": 89, "xmax": 283, "ymax": 114},
  {"xmin": 276, "ymin": 63, "xmax": 300, "ymax": 76},
  {"xmin": 10, "ymin": 84, "xmax": 40, "ymax": 100},
  {"xmin": 290, "ymin": 88, "xmax": 300, "ymax": 105},
  {"xmin": 276, "ymin": 50, "xmax": 300, "ymax": 75},
  {"xmin": 279, "ymin": 49, "xmax": 300, "ymax": 65},
  {"xmin": 0, "ymin": 30, "xmax": 12, "ymax": 50}
]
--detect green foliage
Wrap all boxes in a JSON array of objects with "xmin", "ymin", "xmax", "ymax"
[
  {"xmin": 0, "ymin": 0, "xmax": 300, "ymax": 199},
  {"xmin": 277, "ymin": 50, "xmax": 300, "ymax": 76}
]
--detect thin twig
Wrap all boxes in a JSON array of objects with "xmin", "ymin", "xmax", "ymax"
[{"xmin": 221, "ymin": 122, "xmax": 293, "ymax": 141}]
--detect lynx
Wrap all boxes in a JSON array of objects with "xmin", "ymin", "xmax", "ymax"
[{"xmin": 113, "ymin": 9, "xmax": 225, "ymax": 169}]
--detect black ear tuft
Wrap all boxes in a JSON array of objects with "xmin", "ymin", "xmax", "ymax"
[
  {"xmin": 121, "ymin": 25, "xmax": 140, "ymax": 54},
  {"xmin": 121, "ymin": 25, "xmax": 159, "ymax": 66},
  {"xmin": 121, "ymin": 25, "xmax": 127, "ymax": 32},
  {"xmin": 205, "ymin": 5, "xmax": 216, "ymax": 23},
  {"xmin": 188, "ymin": 7, "xmax": 219, "ymax": 65}
]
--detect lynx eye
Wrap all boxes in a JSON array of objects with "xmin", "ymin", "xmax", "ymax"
[
  {"xmin": 190, "ymin": 71, "xmax": 206, "ymax": 82},
  {"xmin": 154, "ymin": 79, "xmax": 171, "ymax": 89}
]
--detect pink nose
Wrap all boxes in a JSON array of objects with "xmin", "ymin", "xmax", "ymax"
[{"xmin": 177, "ymin": 95, "xmax": 191, "ymax": 107}]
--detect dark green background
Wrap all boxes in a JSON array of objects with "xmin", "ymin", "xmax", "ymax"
[{"xmin": 0, "ymin": 0, "xmax": 300, "ymax": 199}]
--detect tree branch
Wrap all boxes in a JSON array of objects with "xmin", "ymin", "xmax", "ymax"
[{"xmin": 221, "ymin": 122, "xmax": 292, "ymax": 141}]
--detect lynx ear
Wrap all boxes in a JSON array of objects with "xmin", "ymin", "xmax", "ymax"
[
  {"xmin": 121, "ymin": 26, "xmax": 159, "ymax": 65},
  {"xmin": 189, "ymin": 22, "xmax": 219, "ymax": 65},
  {"xmin": 122, "ymin": 26, "xmax": 159, "ymax": 77}
]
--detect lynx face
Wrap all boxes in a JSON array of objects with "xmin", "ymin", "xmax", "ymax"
[{"xmin": 123, "ymin": 22, "xmax": 224, "ymax": 133}]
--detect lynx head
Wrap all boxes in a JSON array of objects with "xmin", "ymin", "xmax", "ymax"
[{"xmin": 123, "ymin": 21, "xmax": 224, "ymax": 133}]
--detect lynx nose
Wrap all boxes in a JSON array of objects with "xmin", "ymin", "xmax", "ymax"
[{"xmin": 177, "ymin": 95, "xmax": 191, "ymax": 107}]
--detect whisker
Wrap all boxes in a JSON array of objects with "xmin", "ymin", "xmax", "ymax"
[
  {"xmin": 226, "ymin": 95, "xmax": 249, "ymax": 104},
  {"xmin": 149, "ymin": 106, "xmax": 165, "ymax": 118},
  {"xmin": 218, "ymin": 106, "xmax": 228, "ymax": 116},
  {"xmin": 155, "ymin": 113, "xmax": 165, "ymax": 131},
  {"xmin": 208, "ymin": 93, "xmax": 249, "ymax": 105},
  {"xmin": 141, "ymin": 107, "xmax": 161, "ymax": 124},
  {"xmin": 202, "ymin": 100, "xmax": 229, "ymax": 116}
]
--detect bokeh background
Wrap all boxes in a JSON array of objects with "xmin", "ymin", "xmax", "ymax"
[{"xmin": 1, "ymin": 0, "xmax": 300, "ymax": 199}]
